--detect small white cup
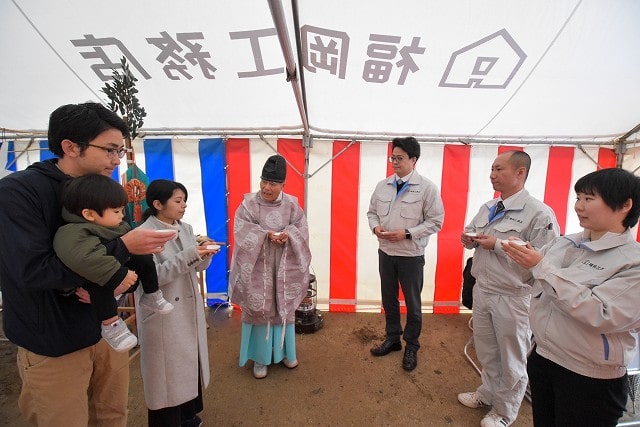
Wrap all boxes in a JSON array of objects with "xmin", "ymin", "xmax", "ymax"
[
  {"xmin": 155, "ymin": 229, "xmax": 175, "ymax": 235},
  {"xmin": 206, "ymin": 244, "xmax": 220, "ymax": 250},
  {"xmin": 155, "ymin": 229, "xmax": 177, "ymax": 240},
  {"xmin": 465, "ymin": 232, "xmax": 478, "ymax": 238},
  {"xmin": 503, "ymin": 239, "xmax": 526, "ymax": 246}
]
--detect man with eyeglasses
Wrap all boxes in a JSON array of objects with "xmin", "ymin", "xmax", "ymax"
[
  {"xmin": 0, "ymin": 102, "xmax": 176, "ymax": 426},
  {"xmin": 85, "ymin": 143, "xmax": 128, "ymax": 159},
  {"xmin": 367, "ymin": 136, "xmax": 444, "ymax": 371}
]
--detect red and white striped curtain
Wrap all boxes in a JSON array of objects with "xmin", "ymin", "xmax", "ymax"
[{"xmin": 9, "ymin": 138, "xmax": 640, "ymax": 313}]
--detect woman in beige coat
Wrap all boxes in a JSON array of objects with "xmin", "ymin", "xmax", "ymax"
[{"xmin": 135, "ymin": 179, "xmax": 219, "ymax": 427}]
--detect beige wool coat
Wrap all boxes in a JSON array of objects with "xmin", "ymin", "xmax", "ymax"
[{"xmin": 135, "ymin": 215, "xmax": 211, "ymax": 410}]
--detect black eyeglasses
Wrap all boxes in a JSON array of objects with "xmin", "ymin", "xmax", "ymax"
[{"xmin": 86, "ymin": 143, "xmax": 127, "ymax": 159}]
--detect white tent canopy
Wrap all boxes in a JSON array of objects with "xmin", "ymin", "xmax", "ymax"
[
  {"xmin": 3, "ymin": 1, "xmax": 640, "ymax": 313},
  {"xmin": 2, "ymin": 0, "xmax": 639, "ymax": 145}
]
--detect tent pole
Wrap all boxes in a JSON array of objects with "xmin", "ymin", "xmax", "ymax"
[
  {"xmin": 291, "ymin": 0, "xmax": 309, "ymax": 141},
  {"xmin": 267, "ymin": 0, "xmax": 310, "ymax": 137},
  {"xmin": 268, "ymin": 0, "xmax": 311, "ymax": 212},
  {"xmin": 615, "ymin": 123, "xmax": 640, "ymax": 168},
  {"xmin": 303, "ymin": 135, "xmax": 310, "ymax": 215}
]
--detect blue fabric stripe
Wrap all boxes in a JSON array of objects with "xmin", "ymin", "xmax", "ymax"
[
  {"xmin": 5, "ymin": 141, "xmax": 17, "ymax": 172},
  {"xmin": 143, "ymin": 139, "xmax": 174, "ymax": 181},
  {"xmin": 199, "ymin": 138, "xmax": 228, "ymax": 303},
  {"xmin": 39, "ymin": 140, "xmax": 55, "ymax": 161}
]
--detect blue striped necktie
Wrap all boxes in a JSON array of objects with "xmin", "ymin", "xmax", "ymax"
[{"xmin": 490, "ymin": 201, "xmax": 505, "ymax": 221}]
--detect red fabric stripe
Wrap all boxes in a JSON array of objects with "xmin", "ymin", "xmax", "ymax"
[
  {"xmin": 597, "ymin": 148, "xmax": 616, "ymax": 169},
  {"xmin": 277, "ymin": 138, "xmax": 306, "ymax": 210},
  {"xmin": 543, "ymin": 147, "xmax": 575, "ymax": 235},
  {"xmin": 225, "ymin": 138, "xmax": 252, "ymax": 255},
  {"xmin": 329, "ymin": 140, "xmax": 360, "ymax": 312},
  {"xmin": 433, "ymin": 145, "xmax": 471, "ymax": 314}
]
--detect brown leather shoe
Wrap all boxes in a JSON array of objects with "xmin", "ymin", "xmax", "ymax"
[
  {"xmin": 402, "ymin": 347, "xmax": 417, "ymax": 371},
  {"xmin": 370, "ymin": 340, "xmax": 402, "ymax": 356}
]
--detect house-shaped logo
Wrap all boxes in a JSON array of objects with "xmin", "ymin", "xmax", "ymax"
[{"xmin": 439, "ymin": 28, "xmax": 526, "ymax": 89}]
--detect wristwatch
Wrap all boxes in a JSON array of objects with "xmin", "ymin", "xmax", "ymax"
[{"xmin": 405, "ymin": 229, "xmax": 411, "ymax": 239}]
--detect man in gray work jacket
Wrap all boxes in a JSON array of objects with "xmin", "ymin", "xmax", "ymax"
[
  {"xmin": 457, "ymin": 150, "xmax": 559, "ymax": 427},
  {"xmin": 367, "ymin": 136, "xmax": 444, "ymax": 372}
]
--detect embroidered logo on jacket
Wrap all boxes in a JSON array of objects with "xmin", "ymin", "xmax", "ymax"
[
  {"xmin": 504, "ymin": 216, "xmax": 523, "ymax": 224},
  {"xmin": 582, "ymin": 259, "xmax": 605, "ymax": 270}
]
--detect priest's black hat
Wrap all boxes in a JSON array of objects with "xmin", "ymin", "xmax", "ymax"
[{"xmin": 261, "ymin": 155, "xmax": 286, "ymax": 183}]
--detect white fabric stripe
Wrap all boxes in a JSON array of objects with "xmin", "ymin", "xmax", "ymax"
[
  {"xmin": 306, "ymin": 140, "xmax": 333, "ymax": 304},
  {"xmin": 130, "ymin": 138, "xmax": 146, "ymax": 173},
  {"xmin": 525, "ymin": 146, "xmax": 550, "ymax": 202},
  {"xmin": 623, "ymin": 147, "xmax": 640, "ymax": 173},
  {"xmin": 566, "ymin": 147, "xmax": 600, "ymax": 235},
  {"xmin": 356, "ymin": 142, "xmax": 388, "ymax": 303},
  {"xmin": 15, "ymin": 140, "xmax": 38, "ymax": 171},
  {"xmin": 172, "ymin": 138, "xmax": 207, "ymax": 237},
  {"xmin": 464, "ymin": 145, "xmax": 500, "ymax": 264},
  {"xmin": 418, "ymin": 144, "xmax": 444, "ymax": 303},
  {"xmin": 623, "ymin": 147, "xmax": 640, "ymax": 237}
]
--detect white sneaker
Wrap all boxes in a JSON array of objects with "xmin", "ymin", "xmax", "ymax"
[
  {"xmin": 457, "ymin": 391, "xmax": 490, "ymax": 409},
  {"xmin": 139, "ymin": 290, "xmax": 174, "ymax": 314},
  {"xmin": 283, "ymin": 358, "xmax": 298, "ymax": 369},
  {"xmin": 481, "ymin": 411, "xmax": 512, "ymax": 427},
  {"xmin": 101, "ymin": 318, "xmax": 137, "ymax": 352},
  {"xmin": 253, "ymin": 362, "xmax": 268, "ymax": 379}
]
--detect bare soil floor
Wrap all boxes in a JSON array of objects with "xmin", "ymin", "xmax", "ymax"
[
  {"xmin": 2, "ymin": 309, "xmax": 639, "ymax": 426},
  {"xmin": 2, "ymin": 309, "xmax": 537, "ymax": 426}
]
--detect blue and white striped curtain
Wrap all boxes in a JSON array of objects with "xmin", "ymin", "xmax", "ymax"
[{"xmin": 3, "ymin": 138, "xmax": 230, "ymax": 304}]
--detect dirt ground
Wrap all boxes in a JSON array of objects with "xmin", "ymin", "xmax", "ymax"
[
  {"xmin": 2, "ymin": 309, "xmax": 533, "ymax": 426},
  {"xmin": 1, "ymin": 308, "xmax": 638, "ymax": 426}
]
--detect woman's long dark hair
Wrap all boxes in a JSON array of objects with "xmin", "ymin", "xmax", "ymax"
[{"xmin": 142, "ymin": 179, "xmax": 188, "ymax": 222}]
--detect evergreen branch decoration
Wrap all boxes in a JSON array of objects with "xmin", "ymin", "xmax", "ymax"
[{"xmin": 101, "ymin": 56, "xmax": 147, "ymax": 140}]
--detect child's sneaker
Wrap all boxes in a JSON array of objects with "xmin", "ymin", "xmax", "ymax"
[
  {"xmin": 101, "ymin": 318, "xmax": 137, "ymax": 352},
  {"xmin": 139, "ymin": 290, "xmax": 174, "ymax": 314}
]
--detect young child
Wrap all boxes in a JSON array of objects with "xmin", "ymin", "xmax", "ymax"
[{"xmin": 53, "ymin": 174, "xmax": 174, "ymax": 352}]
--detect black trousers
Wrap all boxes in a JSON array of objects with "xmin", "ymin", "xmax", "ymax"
[
  {"xmin": 527, "ymin": 349, "xmax": 628, "ymax": 427},
  {"xmin": 148, "ymin": 372, "xmax": 204, "ymax": 427},
  {"xmin": 87, "ymin": 254, "xmax": 159, "ymax": 321},
  {"xmin": 378, "ymin": 250, "xmax": 425, "ymax": 350}
]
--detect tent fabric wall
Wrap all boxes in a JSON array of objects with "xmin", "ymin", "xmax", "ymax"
[
  {"xmin": 2, "ymin": 1, "xmax": 639, "ymax": 144},
  {"xmin": 6, "ymin": 139, "xmax": 640, "ymax": 313},
  {"xmin": 2, "ymin": 0, "xmax": 640, "ymax": 314}
]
